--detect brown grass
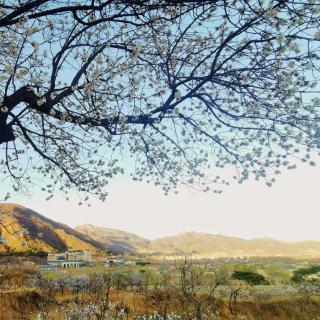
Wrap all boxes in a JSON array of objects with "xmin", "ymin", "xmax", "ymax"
[{"xmin": 0, "ymin": 288, "xmax": 319, "ymax": 320}]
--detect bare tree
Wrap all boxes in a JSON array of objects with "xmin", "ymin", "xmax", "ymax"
[
  {"xmin": 174, "ymin": 259, "xmax": 221, "ymax": 320},
  {"xmin": 150, "ymin": 271, "xmax": 174, "ymax": 318},
  {"xmin": 0, "ymin": 1, "xmax": 319, "ymax": 201},
  {"xmin": 227, "ymin": 279, "xmax": 253, "ymax": 316}
]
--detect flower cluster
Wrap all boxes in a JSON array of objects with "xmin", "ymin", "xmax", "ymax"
[{"xmin": 0, "ymin": 1, "xmax": 319, "ymax": 201}]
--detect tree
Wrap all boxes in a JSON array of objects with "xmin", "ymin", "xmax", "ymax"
[
  {"xmin": 227, "ymin": 279, "xmax": 253, "ymax": 316},
  {"xmin": 292, "ymin": 265, "xmax": 320, "ymax": 283},
  {"xmin": 150, "ymin": 272, "xmax": 174, "ymax": 319},
  {"xmin": 174, "ymin": 259, "xmax": 221, "ymax": 320},
  {"xmin": 0, "ymin": 1, "xmax": 319, "ymax": 201},
  {"xmin": 232, "ymin": 270, "xmax": 269, "ymax": 285}
]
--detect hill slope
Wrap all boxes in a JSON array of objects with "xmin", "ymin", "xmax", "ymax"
[
  {"xmin": 148, "ymin": 232, "xmax": 313, "ymax": 257},
  {"xmin": 0, "ymin": 204, "xmax": 105, "ymax": 253},
  {"xmin": 75, "ymin": 224, "xmax": 150, "ymax": 254},
  {"xmin": 2, "ymin": 204, "xmax": 320, "ymax": 257},
  {"xmin": 75, "ymin": 226, "xmax": 320, "ymax": 257}
]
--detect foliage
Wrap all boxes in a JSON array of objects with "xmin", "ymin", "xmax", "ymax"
[
  {"xmin": 292, "ymin": 265, "xmax": 320, "ymax": 283},
  {"xmin": 0, "ymin": 250, "xmax": 47, "ymax": 257},
  {"xmin": 263, "ymin": 263, "xmax": 291, "ymax": 285},
  {"xmin": 136, "ymin": 260, "xmax": 151, "ymax": 266},
  {"xmin": 0, "ymin": 265, "xmax": 37, "ymax": 290},
  {"xmin": 232, "ymin": 270, "xmax": 269, "ymax": 285},
  {"xmin": 2, "ymin": 259, "xmax": 320, "ymax": 319},
  {"xmin": 0, "ymin": 1, "xmax": 319, "ymax": 200}
]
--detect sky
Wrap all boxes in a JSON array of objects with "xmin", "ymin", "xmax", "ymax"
[
  {"xmin": 1, "ymin": 3, "xmax": 319, "ymax": 243},
  {"xmin": 2, "ymin": 161, "xmax": 320, "ymax": 242},
  {"xmin": 36, "ymin": 32, "xmax": 319, "ymax": 244}
]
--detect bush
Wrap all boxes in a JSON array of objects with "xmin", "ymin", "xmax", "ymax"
[
  {"xmin": 136, "ymin": 260, "xmax": 150, "ymax": 266},
  {"xmin": 291, "ymin": 265, "xmax": 320, "ymax": 283},
  {"xmin": 232, "ymin": 271, "xmax": 269, "ymax": 285}
]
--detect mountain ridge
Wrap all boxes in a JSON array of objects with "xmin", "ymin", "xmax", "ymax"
[
  {"xmin": 75, "ymin": 225, "xmax": 320, "ymax": 257},
  {"xmin": 1, "ymin": 204, "xmax": 320, "ymax": 257},
  {"xmin": 0, "ymin": 203, "xmax": 105, "ymax": 253},
  {"xmin": 75, "ymin": 224, "xmax": 150, "ymax": 254}
]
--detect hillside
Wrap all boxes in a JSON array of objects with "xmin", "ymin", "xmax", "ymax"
[
  {"xmin": 148, "ymin": 232, "xmax": 310, "ymax": 257},
  {"xmin": 2, "ymin": 204, "xmax": 320, "ymax": 257},
  {"xmin": 74, "ymin": 227, "xmax": 320, "ymax": 257},
  {"xmin": 75, "ymin": 224, "xmax": 150, "ymax": 254},
  {"xmin": 0, "ymin": 204, "xmax": 105, "ymax": 253}
]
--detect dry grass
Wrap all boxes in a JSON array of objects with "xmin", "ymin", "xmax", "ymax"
[{"xmin": 0, "ymin": 288, "xmax": 319, "ymax": 320}]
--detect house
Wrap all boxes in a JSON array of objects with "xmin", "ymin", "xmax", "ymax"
[
  {"xmin": 47, "ymin": 250, "xmax": 92, "ymax": 268},
  {"xmin": 105, "ymin": 258, "xmax": 125, "ymax": 266},
  {"xmin": 66, "ymin": 250, "xmax": 92, "ymax": 262},
  {"xmin": 105, "ymin": 258, "xmax": 148, "ymax": 267}
]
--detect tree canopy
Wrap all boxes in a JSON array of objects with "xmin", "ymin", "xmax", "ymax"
[
  {"xmin": 232, "ymin": 270, "xmax": 269, "ymax": 286},
  {"xmin": 0, "ymin": 0, "xmax": 319, "ymax": 201},
  {"xmin": 292, "ymin": 265, "xmax": 320, "ymax": 283}
]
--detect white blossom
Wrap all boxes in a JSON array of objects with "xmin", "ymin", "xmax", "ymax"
[{"xmin": 0, "ymin": 106, "xmax": 8, "ymax": 113}]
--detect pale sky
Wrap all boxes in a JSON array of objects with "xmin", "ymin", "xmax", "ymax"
[{"xmin": 2, "ymin": 162, "xmax": 320, "ymax": 242}]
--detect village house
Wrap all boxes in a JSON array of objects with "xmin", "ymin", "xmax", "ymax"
[
  {"xmin": 105, "ymin": 258, "xmax": 148, "ymax": 267},
  {"xmin": 47, "ymin": 250, "xmax": 92, "ymax": 268},
  {"xmin": 105, "ymin": 258, "xmax": 126, "ymax": 266}
]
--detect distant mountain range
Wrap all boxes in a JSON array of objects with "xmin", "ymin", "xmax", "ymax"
[{"xmin": 1, "ymin": 203, "xmax": 320, "ymax": 257}]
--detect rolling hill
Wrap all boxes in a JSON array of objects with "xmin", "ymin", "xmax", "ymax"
[
  {"xmin": 74, "ymin": 228, "xmax": 320, "ymax": 258},
  {"xmin": 148, "ymin": 232, "xmax": 314, "ymax": 257},
  {"xmin": 0, "ymin": 204, "xmax": 105, "ymax": 253},
  {"xmin": 75, "ymin": 224, "xmax": 150, "ymax": 254},
  {"xmin": 1, "ymin": 203, "xmax": 320, "ymax": 257}
]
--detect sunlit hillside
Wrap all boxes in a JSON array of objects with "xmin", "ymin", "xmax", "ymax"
[{"xmin": 0, "ymin": 204, "xmax": 104, "ymax": 253}]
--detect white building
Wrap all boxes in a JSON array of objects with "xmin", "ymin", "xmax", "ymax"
[{"xmin": 47, "ymin": 250, "xmax": 92, "ymax": 268}]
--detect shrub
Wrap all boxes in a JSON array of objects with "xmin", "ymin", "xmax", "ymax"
[
  {"xmin": 291, "ymin": 265, "xmax": 320, "ymax": 283},
  {"xmin": 232, "ymin": 271, "xmax": 269, "ymax": 285}
]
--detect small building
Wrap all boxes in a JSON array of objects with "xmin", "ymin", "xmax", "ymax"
[
  {"xmin": 105, "ymin": 258, "xmax": 125, "ymax": 266},
  {"xmin": 47, "ymin": 252, "xmax": 67, "ymax": 262},
  {"xmin": 66, "ymin": 250, "xmax": 92, "ymax": 262},
  {"xmin": 47, "ymin": 250, "xmax": 92, "ymax": 268}
]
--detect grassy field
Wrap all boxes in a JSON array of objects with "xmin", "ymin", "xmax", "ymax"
[{"xmin": 0, "ymin": 256, "xmax": 320, "ymax": 319}]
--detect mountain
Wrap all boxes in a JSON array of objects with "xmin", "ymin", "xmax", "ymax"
[
  {"xmin": 148, "ymin": 232, "xmax": 308, "ymax": 257},
  {"xmin": 75, "ymin": 224, "xmax": 150, "ymax": 254},
  {"xmin": 2, "ymin": 203, "xmax": 320, "ymax": 258},
  {"xmin": 74, "ymin": 226, "xmax": 320, "ymax": 257},
  {"xmin": 0, "ymin": 204, "xmax": 105, "ymax": 253}
]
